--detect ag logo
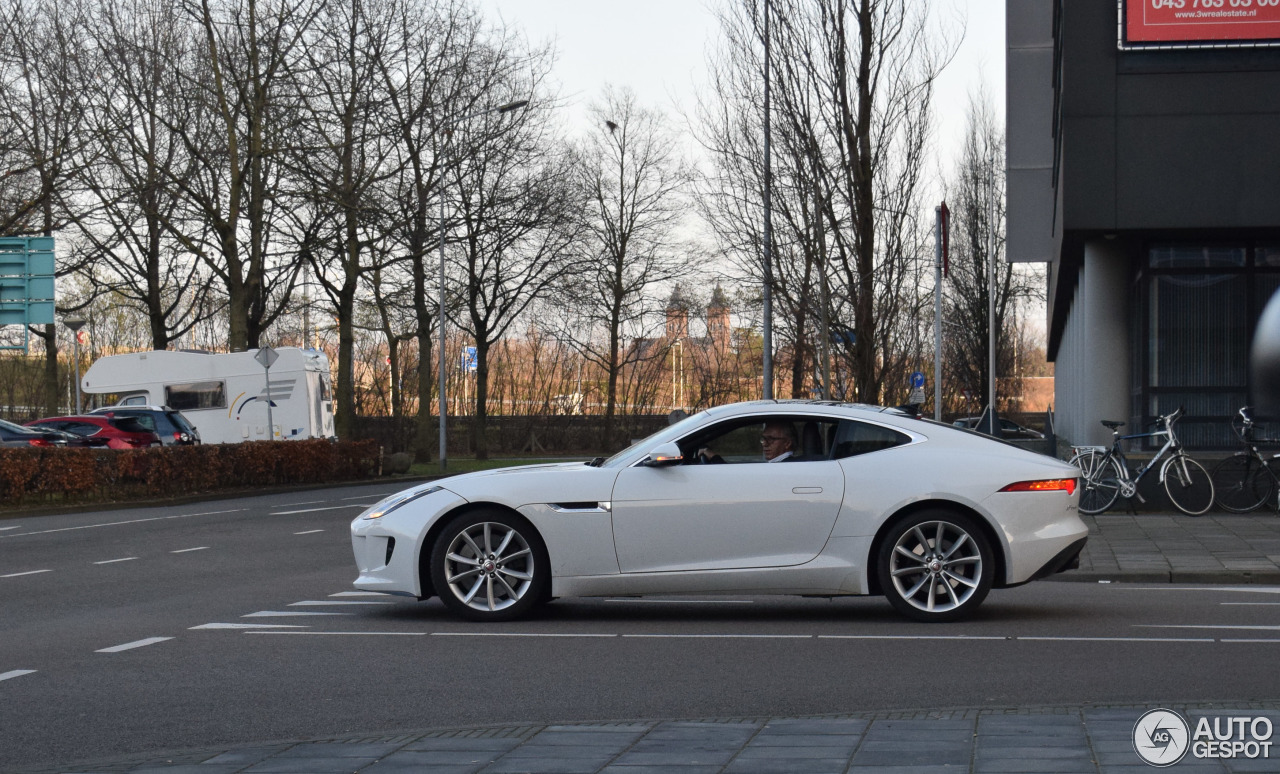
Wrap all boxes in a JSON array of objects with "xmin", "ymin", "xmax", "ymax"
[{"xmin": 1134, "ymin": 709, "xmax": 1190, "ymax": 766}]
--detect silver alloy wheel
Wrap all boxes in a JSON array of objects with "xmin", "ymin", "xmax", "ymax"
[
  {"xmin": 442, "ymin": 521, "xmax": 535, "ymax": 612},
  {"xmin": 887, "ymin": 520, "xmax": 984, "ymax": 614}
]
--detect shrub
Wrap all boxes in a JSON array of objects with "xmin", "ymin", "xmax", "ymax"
[{"xmin": 0, "ymin": 439, "xmax": 381, "ymax": 508}]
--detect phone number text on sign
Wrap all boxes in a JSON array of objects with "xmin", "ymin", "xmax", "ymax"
[{"xmin": 1128, "ymin": 0, "xmax": 1280, "ymax": 44}]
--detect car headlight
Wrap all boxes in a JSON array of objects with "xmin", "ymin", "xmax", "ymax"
[{"xmin": 361, "ymin": 485, "xmax": 443, "ymax": 520}]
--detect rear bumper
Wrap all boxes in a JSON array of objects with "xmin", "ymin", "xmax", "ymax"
[{"xmin": 1006, "ymin": 537, "xmax": 1087, "ymax": 587}]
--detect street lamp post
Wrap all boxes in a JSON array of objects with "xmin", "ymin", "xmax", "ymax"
[
  {"xmin": 761, "ymin": 0, "xmax": 774, "ymax": 400},
  {"xmin": 63, "ymin": 316, "xmax": 86, "ymax": 414},
  {"xmin": 438, "ymin": 99, "xmax": 530, "ymax": 471}
]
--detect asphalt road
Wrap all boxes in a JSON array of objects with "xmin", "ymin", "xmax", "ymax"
[{"xmin": 4, "ymin": 482, "xmax": 1280, "ymax": 772}]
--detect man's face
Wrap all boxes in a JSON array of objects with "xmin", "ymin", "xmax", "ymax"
[{"xmin": 760, "ymin": 427, "xmax": 792, "ymax": 459}]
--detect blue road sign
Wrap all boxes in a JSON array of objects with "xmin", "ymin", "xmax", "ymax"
[
  {"xmin": 461, "ymin": 346, "xmax": 477, "ymax": 372},
  {"xmin": 910, "ymin": 371, "xmax": 926, "ymax": 389},
  {"xmin": 0, "ymin": 237, "xmax": 56, "ymax": 353}
]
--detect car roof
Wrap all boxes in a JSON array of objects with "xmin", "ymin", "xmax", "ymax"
[{"xmin": 91, "ymin": 405, "xmax": 177, "ymax": 413}]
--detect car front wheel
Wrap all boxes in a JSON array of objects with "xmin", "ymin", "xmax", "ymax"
[
  {"xmin": 430, "ymin": 510, "xmax": 549, "ymax": 622},
  {"xmin": 877, "ymin": 510, "xmax": 994, "ymax": 622}
]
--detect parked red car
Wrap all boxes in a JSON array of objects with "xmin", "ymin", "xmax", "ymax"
[
  {"xmin": 26, "ymin": 415, "xmax": 162, "ymax": 450},
  {"xmin": 0, "ymin": 418, "xmax": 70, "ymax": 448}
]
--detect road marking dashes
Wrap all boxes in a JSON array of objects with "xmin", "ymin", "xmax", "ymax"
[
  {"xmin": 329, "ymin": 591, "xmax": 389, "ymax": 597},
  {"xmin": 604, "ymin": 598, "xmax": 754, "ymax": 604},
  {"xmin": 436, "ymin": 632, "xmax": 617, "ymax": 638},
  {"xmin": 244, "ymin": 611, "xmax": 349, "ymax": 617},
  {"xmin": 190, "ymin": 623, "xmax": 309, "ymax": 630},
  {"xmin": 270, "ymin": 505, "xmax": 366, "ymax": 515},
  {"xmin": 0, "ymin": 670, "xmax": 36, "ymax": 681},
  {"xmin": 1136, "ymin": 624, "xmax": 1280, "ymax": 631},
  {"xmin": 288, "ymin": 600, "xmax": 395, "ymax": 606},
  {"xmin": 0, "ymin": 509, "xmax": 245, "ymax": 539},
  {"xmin": 624, "ymin": 633, "xmax": 810, "ymax": 639},
  {"xmin": 1, "ymin": 569, "xmax": 50, "ymax": 578},
  {"xmin": 171, "ymin": 547, "xmax": 209, "ymax": 554},
  {"xmin": 0, "ymin": 526, "xmax": 21, "ymax": 531},
  {"xmin": 96, "ymin": 637, "xmax": 173, "ymax": 653},
  {"xmin": 293, "ymin": 530, "xmax": 325, "ymax": 535},
  {"xmin": 246, "ymin": 631, "xmax": 425, "ymax": 636},
  {"xmin": 94, "ymin": 557, "xmax": 138, "ymax": 565}
]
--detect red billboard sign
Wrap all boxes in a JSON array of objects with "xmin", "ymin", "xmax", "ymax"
[{"xmin": 1125, "ymin": 0, "xmax": 1280, "ymax": 46}]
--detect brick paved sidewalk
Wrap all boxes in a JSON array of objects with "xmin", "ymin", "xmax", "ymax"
[
  {"xmin": 1062, "ymin": 512, "xmax": 1280, "ymax": 584},
  {"xmin": 26, "ymin": 703, "xmax": 1280, "ymax": 774}
]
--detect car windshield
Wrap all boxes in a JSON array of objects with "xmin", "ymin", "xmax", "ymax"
[{"xmin": 600, "ymin": 411, "xmax": 708, "ymax": 468}]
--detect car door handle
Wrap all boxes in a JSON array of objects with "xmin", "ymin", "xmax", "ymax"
[{"xmin": 792, "ymin": 487, "xmax": 822, "ymax": 494}]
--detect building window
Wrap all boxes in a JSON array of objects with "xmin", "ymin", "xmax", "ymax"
[
  {"xmin": 1135, "ymin": 244, "xmax": 1279, "ymax": 449},
  {"xmin": 165, "ymin": 381, "xmax": 227, "ymax": 411}
]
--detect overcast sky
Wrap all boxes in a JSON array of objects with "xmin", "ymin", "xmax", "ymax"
[{"xmin": 475, "ymin": 0, "xmax": 1005, "ymax": 172}]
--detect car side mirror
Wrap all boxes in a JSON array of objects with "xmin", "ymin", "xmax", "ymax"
[{"xmin": 643, "ymin": 442, "xmax": 684, "ymax": 467}]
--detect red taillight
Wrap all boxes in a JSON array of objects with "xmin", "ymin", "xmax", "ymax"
[
  {"xmin": 1000, "ymin": 478, "xmax": 1077, "ymax": 495},
  {"xmin": 29, "ymin": 438, "xmax": 52, "ymax": 447}
]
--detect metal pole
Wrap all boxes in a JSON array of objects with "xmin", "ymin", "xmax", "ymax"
[
  {"xmin": 761, "ymin": 0, "xmax": 774, "ymax": 400},
  {"xmin": 438, "ymin": 133, "xmax": 449, "ymax": 471},
  {"xmin": 265, "ymin": 361, "xmax": 274, "ymax": 438},
  {"xmin": 934, "ymin": 206, "xmax": 942, "ymax": 421},
  {"xmin": 987, "ymin": 159, "xmax": 996, "ymax": 419},
  {"xmin": 814, "ymin": 151, "xmax": 830, "ymax": 400},
  {"xmin": 73, "ymin": 336, "xmax": 82, "ymax": 414}
]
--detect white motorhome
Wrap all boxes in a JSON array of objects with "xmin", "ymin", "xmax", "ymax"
[{"xmin": 81, "ymin": 348, "xmax": 336, "ymax": 444}]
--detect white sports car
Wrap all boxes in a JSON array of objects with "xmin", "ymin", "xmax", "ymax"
[{"xmin": 351, "ymin": 401, "xmax": 1087, "ymax": 623}]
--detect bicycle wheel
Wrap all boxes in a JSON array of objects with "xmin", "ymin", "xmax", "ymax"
[
  {"xmin": 1070, "ymin": 449, "xmax": 1122, "ymax": 515},
  {"xmin": 1163, "ymin": 455, "xmax": 1215, "ymax": 516},
  {"xmin": 1212, "ymin": 453, "xmax": 1273, "ymax": 513}
]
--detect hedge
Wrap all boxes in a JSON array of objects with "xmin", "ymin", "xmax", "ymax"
[{"xmin": 0, "ymin": 439, "xmax": 382, "ymax": 508}]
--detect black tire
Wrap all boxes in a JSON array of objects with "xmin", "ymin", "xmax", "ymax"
[
  {"xmin": 1212, "ymin": 453, "xmax": 1273, "ymax": 513},
  {"xmin": 429, "ymin": 509, "xmax": 549, "ymax": 622},
  {"xmin": 1070, "ymin": 449, "xmax": 1122, "ymax": 515},
  {"xmin": 876, "ymin": 510, "xmax": 994, "ymax": 623},
  {"xmin": 1162, "ymin": 456, "xmax": 1215, "ymax": 516}
]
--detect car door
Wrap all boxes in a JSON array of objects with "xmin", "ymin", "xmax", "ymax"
[{"xmin": 609, "ymin": 416, "xmax": 845, "ymax": 573}]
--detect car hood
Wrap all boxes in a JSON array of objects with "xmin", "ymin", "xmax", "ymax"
[{"xmin": 433, "ymin": 461, "xmax": 618, "ymax": 509}]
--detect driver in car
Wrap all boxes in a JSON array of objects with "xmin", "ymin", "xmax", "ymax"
[{"xmin": 760, "ymin": 421, "xmax": 798, "ymax": 462}]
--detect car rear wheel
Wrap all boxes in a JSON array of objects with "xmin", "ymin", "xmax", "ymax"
[
  {"xmin": 877, "ymin": 510, "xmax": 994, "ymax": 623},
  {"xmin": 430, "ymin": 510, "xmax": 548, "ymax": 622}
]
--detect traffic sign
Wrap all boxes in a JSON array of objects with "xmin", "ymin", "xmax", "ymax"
[
  {"xmin": 910, "ymin": 371, "xmax": 926, "ymax": 389},
  {"xmin": 254, "ymin": 346, "xmax": 279, "ymax": 369},
  {"xmin": 461, "ymin": 346, "xmax": 477, "ymax": 372},
  {"xmin": 0, "ymin": 237, "xmax": 56, "ymax": 353}
]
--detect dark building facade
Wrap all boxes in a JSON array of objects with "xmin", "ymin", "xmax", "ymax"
[{"xmin": 1008, "ymin": 0, "xmax": 1280, "ymax": 448}]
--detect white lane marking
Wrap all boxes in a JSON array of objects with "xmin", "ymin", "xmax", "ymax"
[
  {"xmin": 190, "ymin": 623, "xmax": 309, "ymax": 630},
  {"xmin": 1222, "ymin": 602, "xmax": 1280, "ymax": 606},
  {"xmin": 604, "ymin": 598, "xmax": 754, "ymax": 604},
  {"xmin": 288, "ymin": 600, "xmax": 395, "ymax": 606},
  {"xmin": 343, "ymin": 494, "xmax": 396, "ymax": 500},
  {"xmin": 1223, "ymin": 638, "xmax": 1280, "ymax": 643},
  {"xmin": 288, "ymin": 500, "xmax": 331, "ymax": 506},
  {"xmin": 0, "ymin": 526, "xmax": 22, "ymax": 531},
  {"xmin": 1, "ymin": 569, "xmax": 51, "ymax": 578},
  {"xmin": 1020, "ymin": 636, "xmax": 1215, "ymax": 642},
  {"xmin": 246, "ymin": 631, "xmax": 425, "ymax": 636},
  {"xmin": 818, "ymin": 635, "xmax": 1008, "ymax": 640},
  {"xmin": 1115, "ymin": 586, "xmax": 1280, "ymax": 594},
  {"xmin": 171, "ymin": 547, "xmax": 210, "ymax": 554},
  {"xmin": 623, "ymin": 634, "xmax": 810, "ymax": 639},
  {"xmin": 1136, "ymin": 624, "xmax": 1280, "ymax": 631},
  {"xmin": 243, "ymin": 611, "xmax": 349, "ymax": 617},
  {"xmin": 293, "ymin": 530, "xmax": 325, "ymax": 535},
  {"xmin": 329, "ymin": 591, "xmax": 389, "ymax": 597},
  {"xmin": 0, "ymin": 509, "xmax": 245, "ymax": 539},
  {"xmin": 434, "ymin": 632, "xmax": 617, "ymax": 638},
  {"xmin": 270, "ymin": 505, "xmax": 366, "ymax": 515},
  {"xmin": 94, "ymin": 557, "xmax": 138, "ymax": 565},
  {"xmin": 96, "ymin": 637, "xmax": 173, "ymax": 653},
  {"xmin": 0, "ymin": 669, "xmax": 36, "ymax": 682}
]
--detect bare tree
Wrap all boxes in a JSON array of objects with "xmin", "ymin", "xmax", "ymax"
[
  {"xmin": 562, "ymin": 85, "xmax": 693, "ymax": 447},
  {"xmin": 76, "ymin": 0, "xmax": 218, "ymax": 351},
  {"xmin": 943, "ymin": 93, "xmax": 1043, "ymax": 413},
  {"xmin": 697, "ymin": 0, "xmax": 953, "ymax": 403},
  {"xmin": 447, "ymin": 67, "xmax": 583, "ymax": 459}
]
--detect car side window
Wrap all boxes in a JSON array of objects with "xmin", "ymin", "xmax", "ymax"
[
  {"xmin": 830, "ymin": 420, "xmax": 910, "ymax": 460},
  {"xmin": 679, "ymin": 416, "xmax": 839, "ymax": 464}
]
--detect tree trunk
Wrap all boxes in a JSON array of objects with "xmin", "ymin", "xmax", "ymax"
[{"xmin": 473, "ymin": 338, "xmax": 490, "ymax": 460}]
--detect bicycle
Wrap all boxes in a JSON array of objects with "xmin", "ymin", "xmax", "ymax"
[
  {"xmin": 1068, "ymin": 407, "xmax": 1215, "ymax": 516},
  {"xmin": 1211, "ymin": 406, "xmax": 1280, "ymax": 513}
]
